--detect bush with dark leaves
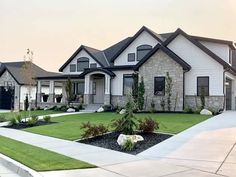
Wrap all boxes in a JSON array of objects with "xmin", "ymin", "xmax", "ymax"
[
  {"xmin": 138, "ymin": 116, "xmax": 159, "ymax": 133},
  {"xmin": 80, "ymin": 122, "xmax": 108, "ymax": 138}
]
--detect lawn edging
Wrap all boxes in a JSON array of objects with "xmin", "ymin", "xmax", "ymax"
[{"xmin": 0, "ymin": 153, "xmax": 42, "ymax": 177}]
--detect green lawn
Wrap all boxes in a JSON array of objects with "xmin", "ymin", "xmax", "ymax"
[
  {"xmin": 0, "ymin": 110, "xmax": 62, "ymax": 120},
  {"xmin": 25, "ymin": 112, "xmax": 211, "ymax": 140},
  {"xmin": 0, "ymin": 135, "xmax": 95, "ymax": 171}
]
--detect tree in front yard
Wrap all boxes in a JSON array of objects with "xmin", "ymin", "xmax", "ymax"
[
  {"xmin": 138, "ymin": 76, "xmax": 145, "ymax": 111},
  {"xmin": 65, "ymin": 78, "xmax": 74, "ymax": 106},
  {"xmin": 166, "ymin": 72, "xmax": 173, "ymax": 111}
]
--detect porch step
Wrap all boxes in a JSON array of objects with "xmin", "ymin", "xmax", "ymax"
[{"xmin": 82, "ymin": 104, "xmax": 103, "ymax": 112}]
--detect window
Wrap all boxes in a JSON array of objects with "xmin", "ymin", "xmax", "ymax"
[
  {"xmin": 90, "ymin": 63, "xmax": 97, "ymax": 68},
  {"xmin": 197, "ymin": 77, "xmax": 209, "ymax": 96},
  {"xmin": 137, "ymin": 45, "xmax": 152, "ymax": 61},
  {"xmin": 154, "ymin": 77, "xmax": 165, "ymax": 96},
  {"xmin": 73, "ymin": 82, "xmax": 84, "ymax": 94},
  {"xmin": 77, "ymin": 57, "xmax": 89, "ymax": 71},
  {"xmin": 123, "ymin": 75, "xmax": 134, "ymax": 95},
  {"xmin": 92, "ymin": 82, "xmax": 96, "ymax": 95},
  {"xmin": 128, "ymin": 53, "xmax": 135, "ymax": 62},
  {"xmin": 70, "ymin": 64, "xmax": 76, "ymax": 72}
]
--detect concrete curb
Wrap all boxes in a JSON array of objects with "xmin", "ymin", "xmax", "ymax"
[{"xmin": 0, "ymin": 153, "xmax": 42, "ymax": 177}]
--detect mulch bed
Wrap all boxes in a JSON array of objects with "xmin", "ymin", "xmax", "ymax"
[
  {"xmin": 4, "ymin": 121, "xmax": 57, "ymax": 129},
  {"xmin": 78, "ymin": 132, "xmax": 172, "ymax": 155}
]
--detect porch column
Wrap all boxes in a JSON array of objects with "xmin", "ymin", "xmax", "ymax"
[
  {"xmin": 104, "ymin": 74, "xmax": 111, "ymax": 105},
  {"xmin": 36, "ymin": 80, "xmax": 42, "ymax": 103},
  {"xmin": 84, "ymin": 75, "xmax": 92, "ymax": 104},
  {"xmin": 48, "ymin": 80, "xmax": 55, "ymax": 103}
]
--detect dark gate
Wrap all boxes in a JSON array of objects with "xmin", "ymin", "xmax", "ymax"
[{"xmin": 0, "ymin": 86, "xmax": 14, "ymax": 109}]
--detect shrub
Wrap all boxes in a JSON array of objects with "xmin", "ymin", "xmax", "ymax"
[
  {"xmin": 24, "ymin": 95, "xmax": 29, "ymax": 111},
  {"xmin": 43, "ymin": 116, "xmax": 51, "ymax": 123},
  {"xmin": 80, "ymin": 122, "xmax": 108, "ymax": 138},
  {"xmin": 194, "ymin": 107, "xmax": 202, "ymax": 114},
  {"xmin": 102, "ymin": 105, "xmax": 113, "ymax": 112},
  {"xmin": 15, "ymin": 114, "xmax": 22, "ymax": 123},
  {"xmin": 184, "ymin": 107, "xmax": 194, "ymax": 114},
  {"xmin": 0, "ymin": 115, "xmax": 6, "ymax": 122},
  {"xmin": 112, "ymin": 94, "xmax": 138, "ymax": 135},
  {"xmin": 150, "ymin": 99, "xmax": 156, "ymax": 113},
  {"xmin": 138, "ymin": 117, "xmax": 159, "ymax": 133},
  {"xmin": 9, "ymin": 117, "xmax": 17, "ymax": 126},
  {"xmin": 27, "ymin": 115, "xmax": 38, "ymax": 127},
  {"xmin": 200, "ymin": 87, "xmax": 205, "ymax": 109},
  {"xmin": 121, "ymin": 139, "xmax": 135, "ymax": 151},
  {"xmin": 160, "ymin": 97, "xmax": 165, "ymax": 111},
  {"xmin": 59, "ymin": 105, "xmax": 68, "ymax": 112}
]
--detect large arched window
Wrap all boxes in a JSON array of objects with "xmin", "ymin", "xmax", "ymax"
[
  {"xmin": 77, "ymin": 57, "xmax": 89, "ymax": 71},
  {"xmin": 137, "ymin": 44, "xmax": 152, "ymax": 61}
]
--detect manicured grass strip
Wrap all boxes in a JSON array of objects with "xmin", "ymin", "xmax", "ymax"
[
  {"xmin": 25, "ymin": 112, "xmax": 211, "ymax": 140},
  {"xmin": 0, "ymin": 136, "xmax": 95, "ymax": 171},
  {"xmin": 0, "ymin": 110, "xmax": 62, "ymax": 120}
]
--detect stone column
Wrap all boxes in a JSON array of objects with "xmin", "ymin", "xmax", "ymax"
[
  {"xmin": 36, "ymin": 80, "xmax": 42, "ymax": 103},
  {"xmin": 48, "ymin": 80, "xmax": 55, "ymax": 103},
  {"xmin": 61, "ymin": 81, "xmax": 67, "ymax": 104},
  {"xmin": 104, "ymin": 74, "xmax": 111, "ymax": 105},
  {"xmin": 84, "ymin": 75, "xmax": 92, "ymax": 104}
]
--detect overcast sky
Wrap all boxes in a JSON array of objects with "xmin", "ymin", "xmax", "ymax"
[{"xmin": 1, "ymin": 0, "xmax": 236, "ymax": 72}]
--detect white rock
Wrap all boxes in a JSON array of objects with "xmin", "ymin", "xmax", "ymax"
[
  {"xmin": 119, "ymin": 109, "xmax": 126, "ymax": 114},
  {"xmin": 117, "ymin": 134, "xmax": 144, "ymax": 146},
  {"xmin": 200, "ymin": 109, "xmax": 212, "ymax": 115},
  {"xmin": 44, "ymin": 107, "xmax": 49, "ymax": 110},
  {"xmin": 67, "ymin": 108, "xmax": 75, "ymax": 112},
  {"xmin": 97, "ymin": 107, "xmax": 104, "ymax": 113}
]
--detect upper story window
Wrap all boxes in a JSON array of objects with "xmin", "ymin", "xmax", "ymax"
[
  {"xmin": 128, "ymin": 53, "xmax": 135, "ymax": 62},
  {"xmin": 154, "ymin": 77, "xmax": 165, "ymax": 96},
  {"xmin": 90, "ymin": 63, "xmax": 97, "ymax": 68},
  {"xmin": 70, "ymin": 64, "xmax": 76, "ymax": 72},
  {"xmin": 123, "ymin": 74, "xmax": 134, "ymax": 95},
  {"xmin": 137, "ymin": 45, "xmax": 152, "ymax": 61},
  {"xmin": 197, "ymin": 77, "xmax": 209, "ymax": 96},
  {"xmin": 77, "ymin": 57, "xmax": 89, "ymax": 72}
]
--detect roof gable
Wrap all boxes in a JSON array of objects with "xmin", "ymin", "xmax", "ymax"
[
  {"xmin": 163, "ymin": 28, "xmax": 236, "ymax": 75},
  {"xmin": 110, "ymin": 26, "xmax": 164, "ymax": 63},
  {"xmin": 135, "ymin": 44, "xmax": 191, "ymax": 71}
]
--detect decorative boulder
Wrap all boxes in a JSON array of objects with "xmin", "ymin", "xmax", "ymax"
[
  {"xmin": 44, "ymin": 107, "xmax": 49, "ymax": 110},
  {"xmin": 119, "ymin": 109, "xmax": 126, "ymax": 114},
  {"xmin": 67, "ymin": 108, "xmax": 75, "ymax": 112},
  {"xmin": 97, "ymin": 107, "xmax": 104, "ymax": 113},
  {"xmin": 117, "ymin": 134, "xmax": 144, "ymax": 146},
  {"xmin": 200, "ymin": 109, "xmax": 212, "ymax": 115}
]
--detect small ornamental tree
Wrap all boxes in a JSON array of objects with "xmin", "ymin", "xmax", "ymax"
[
  {"xmin": 166, "ymin": 72, "xmax": 173, "ymax": 111},
  {"xmin": 132, "ymin": 73, "xmax": 139, "ymax": 107},
  {"xmin": 65, "ymin": 78, "xmax": 73, "ymax": 106},
  {"xmin": 24, "ymin": 95, "xmax": 29, "ymax": 111},
  {"xmin": 138, "ymin": 77, "xmax": 145, "ymax": 110},
  {"xmin": 200, "ymin": 86, "xmax": 205, "ymax": 109}
]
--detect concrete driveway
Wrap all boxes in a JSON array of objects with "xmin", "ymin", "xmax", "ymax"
[{"xmin": 139, "ymin": 111, "xmax": 236, "ymax": 176}]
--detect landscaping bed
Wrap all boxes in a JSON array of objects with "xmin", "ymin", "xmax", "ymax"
[
  {"xmin": 4, "ymin": 120, "xmax": 57, "ymax": 129},
  {"xmin": 78, "ymin": 132, "xmax": 172, "ymax": 155}
]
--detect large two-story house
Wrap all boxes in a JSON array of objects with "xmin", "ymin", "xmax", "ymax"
[{"xmin": 35, "ymin": 26, "xmax": 236, "ymax": 111}]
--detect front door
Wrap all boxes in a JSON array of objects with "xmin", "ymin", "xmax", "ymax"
[
  {"xmin": 92, "ymin": 78, "xmax": 104, "ymax": 104},
  {"xmin": 226, "ymin": 79, "xmax": 232, "ymax": 110}
]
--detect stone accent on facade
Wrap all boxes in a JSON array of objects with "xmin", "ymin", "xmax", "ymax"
[
  {"xmin": 0, "ymin": 70, "xmax": 20, "ymax": 111},
  {"xmin": 84, "ymin": 94, "xmax": 92, "ymax": 105},
  {"xmin": 138, "ymin": 50, "xmax": 184, "ymax": 111},
  {"xmin": 185, "ymin": 95, "xmax": 224, "ymax": 111},
  {"xmin": 104, "ymin": 94, "xmax": 110, "ymax": 105},
  {"xmin": 111, "ymin": 95, "xmax": 127, "ymax": 107}
]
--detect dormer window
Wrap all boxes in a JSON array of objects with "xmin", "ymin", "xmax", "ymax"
[
  {"xmin": 137, "ymin": 45, "xmax": 152, "ymax": 61},
  {"xmin": 77, "ymin": 57, "xmax": 89, "ymax": 72}
]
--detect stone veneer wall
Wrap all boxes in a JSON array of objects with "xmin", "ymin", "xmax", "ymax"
[
  {"xmin": 138, "ymin": 50, "xmax": 184, "ymax": 111},
  {"xmin": 111, "ymin": 95, "xmax": 127, "ymax": 107},
  {"xmin": 185, "ymin": 95, "xmax": 224, "ymax": 111},
  {"xmin": 0, "ymin": 70, "xmax": 20, "ymax": 111}
]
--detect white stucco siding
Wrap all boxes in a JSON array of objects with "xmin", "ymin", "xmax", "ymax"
[
  {"xmin": 114, "ymin": 31, "xmax": 160, "ymax": 66},
  {"xmin": 62, "ymin": 49, "xmax": 101, "ymax": 74},
  {"xmin": 168, "ymin": 34, "xmax": 224, "ymax": 96},
  {"xmin": 111, "ymin": 70, "xmax": 134, "ymax": 95},
  {"xmin": 41, "ymin": 86, "xmax": 62, "ymax": 95},
  {"xmin": 200, "ymin": 41, "xmax": 230, "ymax": 63}
]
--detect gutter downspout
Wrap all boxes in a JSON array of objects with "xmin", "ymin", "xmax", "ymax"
[
  {"xmin": 183, "ymin": 70, "xmax": 187, "ymax": 111},
  {"xmin": 223, "ymin": 68, "xmax": 230, "ymax": 111}
]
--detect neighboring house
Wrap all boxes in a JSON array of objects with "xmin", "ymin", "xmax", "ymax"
[
  {"xmin": 0, "ymin": 61, "xmax": 61, "ymax": 110},
  {"xmin": 35, "ymin": 26, "xmax": 236, "ymax": 111}
]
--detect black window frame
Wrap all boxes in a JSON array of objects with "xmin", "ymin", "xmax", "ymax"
[
  {"xmin": 197, "ymin": 76, "xmax": 209, "ymax": 96},
  {"xmin": 137, "ymin": 44, "xmax": 152, "ymax": 61},
  {"xmin": 70, "ymin": 64, "xmax": 76, "ymax": 72},
  {"xmin": 128, "ymin": 53, "xmax": 135, "ymax": 62},
  {"xmin": 77, "ymin": 57, "xmax": 89, "ymax": 72},
  {"xmin": 123, "ymin": 74, "xmax": 134, "ymax": 96},
  {"xmin": 154, "ymin": 77, "xmax": 165, "ymax": 96}
]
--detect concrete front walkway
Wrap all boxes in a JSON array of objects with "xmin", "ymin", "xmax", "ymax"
[{"xmin": 139, "ymin": 111, "xmax": 236, "ymax": 176}]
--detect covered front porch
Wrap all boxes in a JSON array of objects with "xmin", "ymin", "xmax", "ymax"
[{"xmin": 35, "ymin": 69, "xmax": 114, "ymax": 108}]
